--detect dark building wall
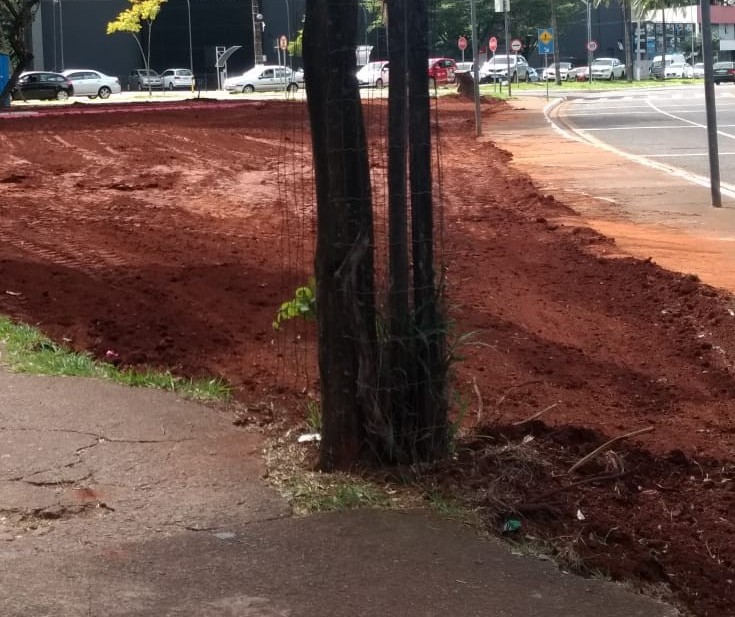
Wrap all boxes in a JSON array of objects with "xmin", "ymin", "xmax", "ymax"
[{"xmin": 39, "ymin": 0, "xmax": 139, "ymax": 76}]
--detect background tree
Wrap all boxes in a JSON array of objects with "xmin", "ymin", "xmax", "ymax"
[
  {"xmin": 594, "ymin": 0, "xmax": 633, "ymax": 82},
  {"xmin": 0, "ymin": 0, "xmax": 42, "ymax": 103},
  {"xmin": 107, "ymin": 0, "xmax": 167, "ymax": 93}
]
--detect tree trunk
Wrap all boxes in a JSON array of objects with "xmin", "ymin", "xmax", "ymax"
[
  {"xmin": 386, "ymin": 0, "xmax": 410, "ymax": 461},
  {"xmin": 621, "ymin": 1, "xmax": 632, "ymax": 82},
  {"xmin": 407, "ymin": 0, "xmax": 447, "ymax": 462},
  {"xmin": 303, "ymin": 0, "xmax": 381, "ymax": 471},
  {"xmin": 551, "ymin": 1, "xmax": 560, "ymax": 86},
  {"xmin": 661, "ymin": 7, "xmax": 667, "ymax": 81},
  {"xmin": 0, "ymin": 0, "xmax": 41, "ymax": 103}
]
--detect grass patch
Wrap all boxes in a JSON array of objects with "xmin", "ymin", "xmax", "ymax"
[{"xmin": 0, "ymin": 316, "xmax": 230, "ymax": 402}]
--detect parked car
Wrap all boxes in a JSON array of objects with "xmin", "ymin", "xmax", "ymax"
[
  {"xmin": 567, "ymin": 65, "xmax": 589, "ymax": 82},
  {"xmin": 527, "ymin": 66, "xmax": 540, "ymax": 82},
  {"xmin": 591, "ymin": 57, "xmax": 625, "ymax": 80},
  {"xmin": 427, "ymin": 57, "xmax": 457, "ymax": 87},
  {"xmin": 693, "ymin": 62, "xmax": 705, "ymax": 78},
  {"xmin": 650, "ymin": 53, "xmax": 686, "ymax": 79},
  {"xmin": 161, "ymin": 68, "xmax": 194, "ymax": 90},
  {"xmin": 455, "ymin": 61, "xmax": 473, "ymax": 73},
  {"xmin": 542, "ymin": 62, "xmax": 572, "ymax": 81},
  {"xmin": 224, "ymin": 65, "xmax": 303, "ymax": 93},
  {"xmin": 11, "ymin": 71, "xmax": 74, "ymax": 101},
  {"xmin": 713, "ymin": 61, "xmax": 735, "ymax": 84},
  {"xmin": 128, "ymin": 68, "xmax": 163, "ymax": 90},
  {"xmin": 356, "ymin": 61, "xmax": 389, "ymax": 88},
  {"xmin": 664, "ymin": 62, "xmax": 694, "ymax": 79},
  {"xmin": 478, "ymin": 54, "xmax": 529, "ymax": 83},
  {"xmin": 61, "ymin": 69, "xmax": 121, "ymax": 99}
]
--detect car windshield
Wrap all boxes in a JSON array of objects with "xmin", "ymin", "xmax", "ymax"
[
  {"xmin": 594, "ymin": 59, "xmax": 613, "ymax": 66},
  {"xmin": 141, "ymin": 70, "xmax": 157, "ymax": 76},
  {"xmin": 714, "ymin": 62, "xmax": 733, "ymax": 69}
]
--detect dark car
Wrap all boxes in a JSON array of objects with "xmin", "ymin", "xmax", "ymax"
[
  {"xmin": 11, "ymin": 71, "xmax": 74, "ymax": 101},
  {"xmin": 428, "ymin": 57, "xmax": 457, "ymax": 88},
  {"xmin": 713, "ymin": 61, "xmax": 735, "ymax": 85}
]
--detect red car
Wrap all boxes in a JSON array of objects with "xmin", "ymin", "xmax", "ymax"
[{"xmin": 428, "ymin": 57, "xmax": 457, "ymax": 88}]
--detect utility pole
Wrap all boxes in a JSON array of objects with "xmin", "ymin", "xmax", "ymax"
[{"xmin": 252, "ymin": 0, "xmax": 264, "ymax": 65}]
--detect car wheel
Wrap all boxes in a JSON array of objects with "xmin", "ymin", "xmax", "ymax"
[
  {"xmin": 286, "ymin": 83, "xmax": 298, "ymax": 93},
  {"xmin": 98, "ymin": 87, "xmax": 112, "ymax": 99},
  {"xmin": 609, "ymin": 72, "xmax": 614, "ymax": 81},
  {"xmin": 375, "ymin": 78, "xmax": 383, "ymax": 88},
  {"xmin": 715, "ymin": 80, "xmax": 721, "ymax": 85},
  {"xmin": 242, "ymin": 85, "xmax": 255, "ymax": 94},
  {"xmin": 168, "ymin": 82, "xmax": 174, "ymax": 90},
  {"xmin": 56, "ymin": 89, "xmax": 69, "ymax": 101}
]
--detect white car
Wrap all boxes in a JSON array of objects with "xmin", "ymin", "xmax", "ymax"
[
  {"xmin": 541, "ymin": 62, "xmax": 572, "ymax": 81},
  {"xmin": 479, "ymin": 55, "xmax": 530, "ymax": 83},
  {"xmin": 161, "ymin": 68, "xmax": 194, "ymax": 90},
  {"xmin": 693, "ymin": 62, "xmax": 705, "ymax": 78},
  {"xmin": 224, "ymin": 65, "xmax": 304, "ymax": 93},
  {"xmin": 590, "ymin": 57, "xmax": 625, "ymax": 81},
  {"xmin": 665, "ymin": 62, "xmax": 694, "ymax": 79},
  {"xmin": 356, "ymin": 61, "xmax": 389, "ymax": 87},
  {"xmin": 61, "ymin": 69, "xmax": 121, "ymax": 99}
]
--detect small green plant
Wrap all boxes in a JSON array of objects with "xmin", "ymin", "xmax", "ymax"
[
  {"xmin": 305, "ymin": 398, "xmax": 321, "ymax": 431},
  {"xmin": 0, "ymin": 316, "xmax": 230, "ymax": 401},
  {"xmin": 272, "ymin": 278, "xmax": 317, "ymax": 330}
]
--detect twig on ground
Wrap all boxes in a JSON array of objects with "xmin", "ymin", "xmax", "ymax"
[
  {"xmin": 567, "ymin": 426, "xmax": 654, "ymax": 474},
  {"xmin": 512, "ymin": 402, "xmax": 558, "ymax": 426},
  {"xmin": 520, "ymin": 470, "xmax": 630, "ymax": 510},
  {"xmin": 472, "ymin": 376, "xmax": 484, "ymax": 424}
]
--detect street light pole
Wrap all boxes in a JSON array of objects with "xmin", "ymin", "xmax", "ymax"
[
  {"xmin": 185, "ymin": 0, "xmax": 193, "ymax": 90},
  {"xmin": 284, "ymin": 0, "xmax": 291, "ymax": 68},
  {"xmin": 582, "ymin": 0, "xmax": 591, "ymax": 85}
]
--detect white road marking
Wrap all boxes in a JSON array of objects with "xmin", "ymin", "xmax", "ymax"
[
  {"xmin": 545, "ymin": 98, "xmax": 735, "ymax": 199},
  {"xmin": 647, "ymin": 98, "xmax": 735, "ymax": 141}
]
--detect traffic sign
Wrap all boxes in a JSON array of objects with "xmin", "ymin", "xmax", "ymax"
[
  {"xmin": 458, "ymin": 36, "xmax": 468, "ymax": 51},
  {"xmin": 538, "ymin": 28, "xmax": 554, "ymax": 55},
  {"xmin": 489, "ymin": 37, "xmax": 498, "ymax": 53},
  {"xmin": 510, "ymin": 39, "xmax": 523, "ymax": 52},
  {"xmin": 586, "ymin": 40, "xmax": 598, "ymax": 53}
]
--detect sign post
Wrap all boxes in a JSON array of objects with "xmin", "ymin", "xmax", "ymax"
[
  {"xmin": 510, "ymin": 38, "xmax": 522, "ymax": 90},
  {"xmin": 586, "ymin": 39, "xmax": 598, "ymax": 86},
  {"xmin": 458, "ymin": 35, "xmax": 468, "ymax": 64},
  {"xmin": 538, "ymin": 28, "xmax": 554, "ymax": 100}
]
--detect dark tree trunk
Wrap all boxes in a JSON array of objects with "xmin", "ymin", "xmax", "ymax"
[
  {"xmin": 551, "ymin": 2, "xmax": 561, "ymax": 86},
  {"xmin": 386, "ymin": 0, "xmax": 410, "ymax": 461},
  {"xmin": 661, "ymin": 8, "xmax": 667, "ymax": 81},
  {"xmin": 0, "ymin": 0, "xmax": 41, "ymax": 103},
  {"xmin": 406, "ymin": 0, "xmax": 448, "ymax": 461},
  {"xmin": 303, "ymin": 0, "xmax": 381, "ymax": 471},
  {"xmin": 621, "ymin": 1, "xmax": 632, "ymax": 82}
]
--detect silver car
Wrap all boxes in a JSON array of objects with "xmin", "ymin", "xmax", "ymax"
[
  {"xmin": 224, "ymin": 65, "xmax": 304, "ymax": 93},
  {"xmin": 161, "ymin": 68, "xmax": 194, "ymax": 90},
  {"xmin": 61, "ymin": 69, "xmax": 121, "ymax": 99}
]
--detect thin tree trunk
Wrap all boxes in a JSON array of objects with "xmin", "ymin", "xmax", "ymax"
[
  {"xmin": 622, "ymin": 1, "xmax": 632, "ymax": 82},
  {"xmin": 661, "ymin": 7, "xmax": 666, "ymax": 80},
  {"xmin": 0, "ymin": 0, "xmax": 41, "ymax": 103},
  {"xmin": 551, "ymin": 1, "xmax": 560, "ymax": 86},
  {"xmin": 386, "ymin": 0, "xmax": 410, "ymax": 461},
  {"xmin": 303, "ymin": 0, "xmax": 381, "ymax": 471},
  {"xmin": 407, "ymin": 0, "xmax": 447, "ymax": 461}
]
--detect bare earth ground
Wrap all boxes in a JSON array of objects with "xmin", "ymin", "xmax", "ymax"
[{"xmin": 0, "ymin": 96, "xmax": 733, "ymax": 616}]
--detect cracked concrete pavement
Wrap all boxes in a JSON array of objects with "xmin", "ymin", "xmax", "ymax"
[{"xmin": 0, "ymin": 367, "xmax": 682, "ymax": 616}]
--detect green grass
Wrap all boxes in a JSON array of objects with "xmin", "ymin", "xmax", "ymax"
[
  {"xmin": 483, "ymin": 76, "xmax": 700, "ymax": 96},
  {"xmin": 0, "ymin": 316, "xmax": 231, "ymax": 402}
]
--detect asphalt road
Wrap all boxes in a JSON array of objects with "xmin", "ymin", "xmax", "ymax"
[{"xmin": 553, "ymin": 84, "xmax": 735, "ymax": 196}]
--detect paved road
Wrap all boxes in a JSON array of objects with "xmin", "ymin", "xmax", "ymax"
[{"xmin": 553, "ymin": 85, "xmax": 735, "ymax": 196}]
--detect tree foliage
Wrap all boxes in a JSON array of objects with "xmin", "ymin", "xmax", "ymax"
[
  {"xmin": 0, "ymin": 0, "xmax": 41, "ymax": 103},
  {"xmin": 107, "ymin": 0, "xmax": 166, "ymax": 90}
]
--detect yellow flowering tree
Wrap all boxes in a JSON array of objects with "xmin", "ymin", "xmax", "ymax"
[{"xmin": 107, "ymin": 0, "xmax": 167, "ymax": 89}]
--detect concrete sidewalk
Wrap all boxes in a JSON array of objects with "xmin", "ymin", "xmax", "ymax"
[{"xmin": 0, "ymin": 368, "xmax": 679, "ymax": 616}]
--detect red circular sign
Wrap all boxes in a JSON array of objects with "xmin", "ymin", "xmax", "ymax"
[
  {"xmin": 510, "ymin": 39, "xmax": 523, "ymax": 52},
  {"xmin": 586, "ymin": 40, "xmax": 598, "ymax": 52},
  {"xmin": 458, "ymin": 36, "xmax": 468, "ymax": 51},
  {"xmin": 489, "ymin": 37, "xmax": 498, "ymax": 53}
]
